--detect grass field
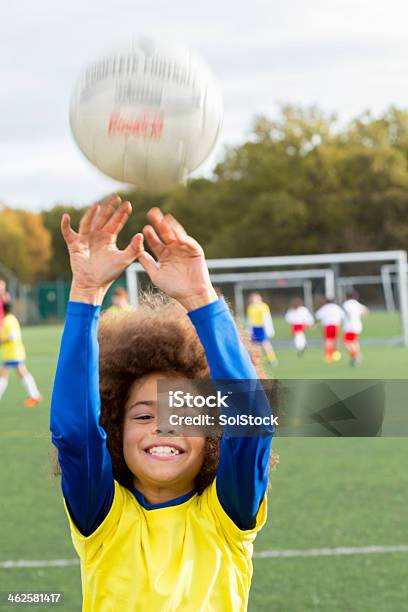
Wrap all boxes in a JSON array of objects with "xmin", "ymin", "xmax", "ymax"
[{"xmin": 0, "ymin": 313, "xmax": 407, "ymax": 611}]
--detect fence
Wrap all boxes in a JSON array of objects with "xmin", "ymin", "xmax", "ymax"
[{"xmin": 11, "ymin": 278, "xmax": 127, "ymax": 325}]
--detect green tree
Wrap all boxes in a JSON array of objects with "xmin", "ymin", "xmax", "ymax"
[{"xmin": 40, "ymin": 104, "xmax": 408, "ymax": 279}]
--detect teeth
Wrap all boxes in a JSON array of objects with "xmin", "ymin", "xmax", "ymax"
[{"xmin": 148, "ymin": 446, "xmax": 180, "ymax": 456}]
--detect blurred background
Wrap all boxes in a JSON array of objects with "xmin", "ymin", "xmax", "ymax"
[
  {"xmin": 2, "ymin": 1, "xmax": 408, "ymax": 325},
  {"xmin": 1, "ymin": 1, "xmax": 408, "ymax": 611}
]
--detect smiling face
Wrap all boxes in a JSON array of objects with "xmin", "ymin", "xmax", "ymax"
[{"xmin": 123, "ymin": 373, "xmax": 206, "ymax": 498}]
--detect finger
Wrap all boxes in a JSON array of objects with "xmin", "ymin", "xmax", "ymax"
[
  {"xmin": 165, "ymin": 213, "xmax": 188, "ymax": 241},
  {"xmin": 143, "ymin": 225, "xmax": 165, "ymax": 258},
  {"xmin": 61, "ymin": 214, "xmax": 78, "ymax": 245},
  {"xmin": 92, "ymin": 195, "xmax": 121, "ymax": 231},
  {"xmin": 137, "ymin": 250, "xmax": 159, "ymax": 280},
  {"xmin": 96, "ymin": 193, "xmax": 122, "ymax": 208},
  {"xmin": 147, "ymin": 207, "xmax": 176, "ymax": 244},
  {"xmin": 158, "ymin": 217, "xmax": 177, "ymax": 243},
  {"xmin": 147, "ymin": 207, "xmax": 164, "ymax": 224},
  {"xmin": 78, "ymin": 203, "xmax": 99, "ymax": 234},
  {"xmin": 92, "ymin": 195, "xmax": 122, "ymax": 231},
  {"xmin": 176, "ymin": 234, "xmax": 203, "ymax": 253},
  {"xmin": 121, "ymin": 233, "xmax": 144, "ymax": 266},
  {"xmin": 104, "ymin": 201, "xmax": 132, "ymax": 235}
]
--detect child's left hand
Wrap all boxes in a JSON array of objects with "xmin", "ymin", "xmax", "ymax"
[{"xmin": 139, "ymin": 208, "xmax": 218, "ymax": 311}]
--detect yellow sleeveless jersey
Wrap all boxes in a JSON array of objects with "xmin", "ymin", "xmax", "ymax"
[
  {"xmin": 66, "ymin": 479, "xmax": 267, "ymax": 611},
  {"xmin": 0, "ymin": 314, "xmax": 25, "ymax": 362}
]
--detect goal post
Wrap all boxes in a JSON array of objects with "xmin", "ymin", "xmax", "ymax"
[
  {"xmin": 206, "ymin": 269, "xmax": 335, "ymax": 319},
  {"xmin": 126, "ymin": 250, "xmax": 408, "ymax": 346},
  {"xmin": 126, "ymin": 266, "xmax": 334, "ymax": 313}
]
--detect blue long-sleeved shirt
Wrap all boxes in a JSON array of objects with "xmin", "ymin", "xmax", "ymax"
[{"xmin": 50, "ymin": 298, "xmax": 273, "ymax": 536}]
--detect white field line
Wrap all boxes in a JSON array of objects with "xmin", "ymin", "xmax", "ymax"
[
  {"xmin": 254, "ymin": 545, "xmax": 408, "ymax": 559},
  {"xmin": 1, "ymin": 545, "xmax": 408, "ymax": 569},
  {"xmin": 0, "ymin": 559, "xmax": 79, "ymax": 569}
]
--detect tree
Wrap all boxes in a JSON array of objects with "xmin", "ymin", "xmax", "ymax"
[
  {"xmin": 0, "ymin": 213, "xmax": 30, "ymax": 281},
  {"xmin": 0, "ymin": 209, "xmax": 51, "ymax": 282},
  {"xmin": 39, "ymin": 104, "xmax": 408, "ymax": 279},
  {"xmin": 207, "ymin": 192, "xmax": 312, "ymax": 257}
]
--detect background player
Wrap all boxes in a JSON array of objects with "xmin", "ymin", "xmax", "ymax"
[
  {"xmin": 315, "ymin": 298, "xmax": 344, "ymax": 363},
  {"xmin": 0, "ymin": 279, "xmax": 10, "ymax": 330},
  {"xmin": 108, "ymin": 286, "xmax": 133, "ymax": 313},
  {"xmin": 0, "ymin": 302, "xmax": 42, "ymax": 406},
  {"xmin": 246, "ymin": 292, "xmax": 278, "ymax": 366},
  {"xmin": 285, "ymin": 297, "xmax": 314, "ymax": 356},
  {"xmin": 342, "ymin": 290, "xmax": 368, "ymax": 366}
]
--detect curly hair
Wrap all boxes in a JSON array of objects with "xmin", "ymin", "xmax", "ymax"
[
  {"xmin": 53, "ymin": 293, "xmax": 278, "ymax": 493},
  {"xmin": 98, "ymin": 292, "xmax": 272, "ymax": 495}
]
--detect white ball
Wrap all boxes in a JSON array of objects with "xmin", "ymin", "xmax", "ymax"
[{"xmin": 69, "ymin": 38, "xmax": 223, "ymax": 192}]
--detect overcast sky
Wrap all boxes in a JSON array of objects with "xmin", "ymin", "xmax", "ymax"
[{"xmin": 1, "ymin": 0, "xmax": 408, "ymax": 211}]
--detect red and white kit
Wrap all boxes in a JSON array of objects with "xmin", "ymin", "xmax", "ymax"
[
  {"xmin": 285, "ymin": 306, "xmax": 314, "ymax": 352},
  {"xmin": 315, "ymin": 303, "xmax": 344, "ymax": 340},
  {"xmin": 342, "ymin": 299, "xmax": 368, "ymax": 341}
]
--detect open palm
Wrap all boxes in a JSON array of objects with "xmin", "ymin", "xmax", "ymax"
[
  {"xmin": 61, "ymin": 195, "xmax": 143, "ymax": 292},
  {"xmin": 139, "ymin": 208, "xmax": 215, "ymax": 306}
]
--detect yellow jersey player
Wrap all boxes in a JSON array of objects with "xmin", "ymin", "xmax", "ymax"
[
  {"xmin": 246, "ymin": 292, "xmax": 278, "ymax": 366},
  {"xmin": 0, "ymin": 302, "xmax": 42, "ymax": 407},
  {"xmin": 51, "ymin": 197, "xmax": 275, "ymax": 611}
]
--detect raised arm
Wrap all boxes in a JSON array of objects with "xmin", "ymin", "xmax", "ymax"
[
  {"xmin": 51, "ymin": 301, "xmax": 113, "ymax": 536},
  {"xmin": 188, "ymin": 300, "xmax": 273, "ymax": 530},
  {"xmin": 50, "ymin": 196, "xmax": 143, "ymax": 536},
  {"xmin": 137, "ymin": 209, "xmax": 273, "ymax": 531}
]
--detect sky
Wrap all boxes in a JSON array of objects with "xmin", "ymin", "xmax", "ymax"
[{"xmin": 1, "ymin": 0, "xmax": 408, "ymax": 211}]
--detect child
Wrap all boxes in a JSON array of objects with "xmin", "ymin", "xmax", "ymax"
[
  {"xmin": 246, "ymin": 292, "xmax": 278, "ymax": 366},
  {"xmin": 108, "ymin": 286, "xmax": 133, "ymax": 312},
  {"xmin": 315, "ymin": 298, "xmax": 344, "ymax": 363},
  {"xmin": 50, "ymin": 196, "xmax": 274, "ymax": 611},
  {"xmin": 0, "ymin": 302, "xmax": 42, "ymax": 406},
  {"xmin": 284, "ymin": 297, "xmax": 314, "ymax": 355},
  {"xmin": 342, "ymin": 290, "xmax": 368, "ymax": 366},
  {"xmin": 0, "ymin": 278, "xmax": 10, "ymax": 329}
]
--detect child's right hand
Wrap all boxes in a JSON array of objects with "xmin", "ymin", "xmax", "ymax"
[{"xmin": 61, "ymin": 195, "xmax": 143, "ymax": 305}]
